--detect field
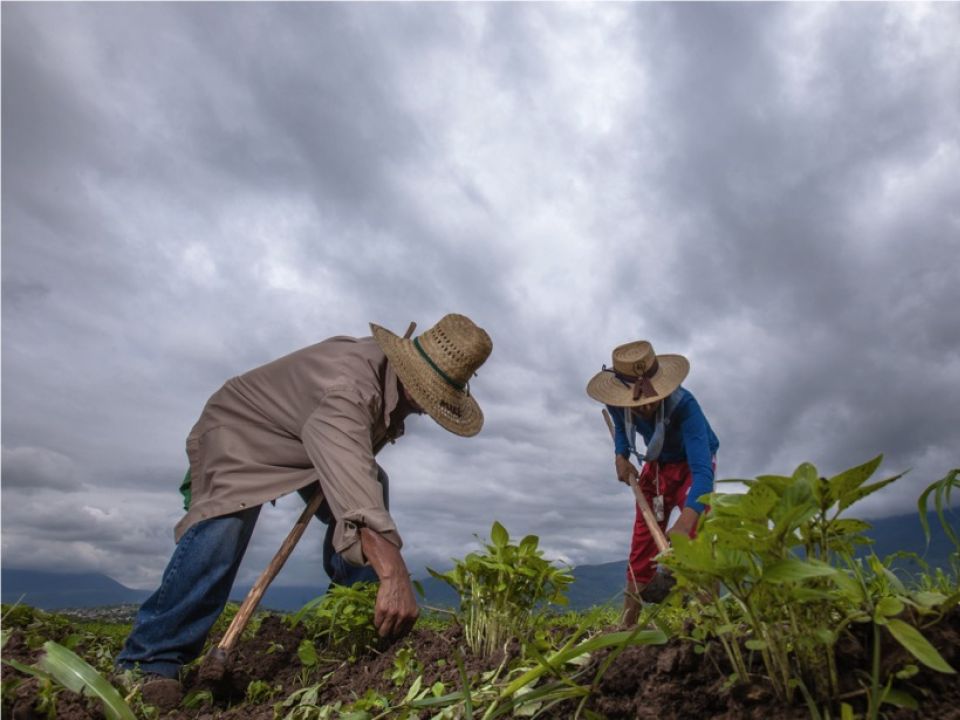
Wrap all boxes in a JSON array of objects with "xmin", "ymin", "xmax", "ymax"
[{"xmin": 3, "ymin": 459, "xmax": 959, "ymax": 720}]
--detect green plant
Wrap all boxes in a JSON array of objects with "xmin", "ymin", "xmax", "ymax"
[
  {"xmin": 2, "ymin": 605, "xmax": 76, "ymax": 650},
  {"xmin": 664, "ymin": 456, "xmax": 957, "ymax": 718},
  {"xmin": 428, "ymin": 521, "xmax": 574, "ymax": 657},
  {"xmin": 247, "ymin": 679, "xmax": 283, "ymax": 703},
  {"xmin": 2, "ymin": 636, "xmax": 137, "ymax": 720},
  {"xmin": 834, "ymin": 552, "xmax": 955, "ymax": 719},
  {"xmin": 182, "ymin": 688, "xmax": 214, "ymax": 709},
  {"xmin": 290, "ymin": 582, "xmax": 380, "ymax": 660},
  {"xmin": 386, "ymin": 646, "xmax": 422, "ymax": 687},
  {"xmin": 276, "ymin": 679, "xmax": 338, "ymax": 720},
  {"xmin": 918, "ymin": 468, "xmax": 960, "ymax": 589}
]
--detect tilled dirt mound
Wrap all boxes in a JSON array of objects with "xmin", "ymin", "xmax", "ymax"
[{"xmin": 4, "ymin": 609, "xmax": 960, "ymax": 719}]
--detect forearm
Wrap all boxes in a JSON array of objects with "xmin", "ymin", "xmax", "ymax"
[
  {"xmin": 359, "ymin": 527, "xmax": 409, "ymax": 581},
  {"xmin": 359, "ymin": 527, "xmax": 419, "ymax": 639},
  {"xmin": 608, "ymin": 405, "xmax": 631, "ymax": 457}
]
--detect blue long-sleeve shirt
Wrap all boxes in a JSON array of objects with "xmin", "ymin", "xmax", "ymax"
[{"xmin": 608, "ymin": 386, "xmax": 719, "ymax": 514}]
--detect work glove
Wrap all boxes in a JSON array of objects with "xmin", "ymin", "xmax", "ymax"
[{"xmin": 615, "ymin": 455, "xmax": 639, "ymax": 485}]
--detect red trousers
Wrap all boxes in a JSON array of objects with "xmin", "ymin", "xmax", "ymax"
[{"xmin": 627, "ymin": 460, "xmax": 709, "ymax": 585}]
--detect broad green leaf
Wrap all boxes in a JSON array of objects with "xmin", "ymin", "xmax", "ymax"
[
  {"xmin": 838, "ymin": 474, "xmax": 905, "ymax": 513},
  {"xmin": 885, "ymin": 619, "xmax": 956, "ymax": 674},
  {"xmin": 761, "ymin": 557, "xmax": 837, "ymax": 583},
  {"xmin": 831, "ymin": 571, "xmax": 866, "ymax": 602},
  {"xmin": 827, "ymin": 455, "xmax": 884, "ymax": 505},
  {"xmin": 297, "ymin": 639, "xmax": 318, "ymax": 667},
  {"xmin": 895, "ymin": 664, "xmax": 919, "ymax": 680},
  {"xmin": 771, "ymin": 504, "xmax": 818, "ymax": 541},
  {"xmin": 37, "ymin": 641, "xmax": 138, "ymax": 720},
  {"xmin": 880, "ymin": 686, "xmax": 919, "ymax": 709},
  {"xmin": 754, "ymin": 474, "xmax": 794, "ymax": 496},
  {"xmin": 490, "ymin": 521, "xmax": 509, "ymax": 548},
  {"xmin": 792, "ymin": 462, "xmax": 819, "ymax": 486},
  {"xmin": 770, "ymin": 480, "xmax": 818, "ymax": 538},
  {"xmin": 827, "ymin": 519, "xmax": 873, "ymax": 538},
  {"xmin": 744, "ymin": 639, "xmax": 767, "ymax": 650},
  {"xmin": 712, "ymin": 485, "xmax": 779, "ymax": 521},
  {"xmin": 911, "ymin": 591, "xmax": 947, "ymax": 609},
  {"xmin": 869, "ymin": 555, "xmax": 907, "ymax": 594},
  {"xmin": 940, "ymin": 590, "xmax": 960, "ymax": 613},
  {"xmin": 519, "ymin": 535, "xmax": 539, "ymax": 553},
  {"xmin": 875, "ymin": 597, "xmax": 904, "ymax": 619},
  {"xmin": 402, "ymin": 674, "xmax": 423, "ymax": 703}
]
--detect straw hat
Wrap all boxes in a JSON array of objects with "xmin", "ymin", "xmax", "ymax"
[
  {"xmin": 371, "ymin": 314, "xmax": 492, "ymax": 437},
  {"xmin": 586, "ymin": 340, "xmax": 689, "ymax": 407}
]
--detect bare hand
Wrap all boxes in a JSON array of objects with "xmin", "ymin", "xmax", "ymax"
[
  {"xmin": 374, "ymin": 576, "xmax": 419, "ymax": 640},
  {"xmin": 359, "ymin": 527, "xmax": 420, "ymax": 640},
  {"xmin": 615, "ymin": 455, "xmax": 638, "ymax": 485}
]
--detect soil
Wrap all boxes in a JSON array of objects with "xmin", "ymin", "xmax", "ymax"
[{"xmin": 4, "ymin": 609, "xmax": 960, "ymax": 719}]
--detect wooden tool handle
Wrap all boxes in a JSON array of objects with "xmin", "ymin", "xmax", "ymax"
[
  {"xmin": 218, "ymin": 489, "xmax": 326, "ymax": 652},
  {"xmin": 602, "ymin": 409, "xmax": 670, "ymax": 555}
]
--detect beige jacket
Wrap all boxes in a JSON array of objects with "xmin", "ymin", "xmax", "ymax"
[{"xmin": 175, "ymin": 336, "xmax": 405, "ymax": 567}]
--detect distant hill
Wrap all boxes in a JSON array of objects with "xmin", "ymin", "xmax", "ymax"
[
  {"xmin": 858, "ymin": 509, "xmax": 957, "ymax": 577},
  {"xmin": 0, "ymin": 569, "xmax": 151, "ymax": 609},
  {"xmin": 0, "ymin": 568, "xmax": 327, "ymax": 613},
  {"xmin": 3, "ymin": 509, "xmax": 955, "ymax": 612}
]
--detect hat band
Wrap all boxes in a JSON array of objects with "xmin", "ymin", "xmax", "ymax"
[
  {"xmin": 413, "ymin": 337, "xmax": 467, "ymax": 392},
  {"xmin": 605, "ymin": 357, "xmax": 660, "ymax": 401}
]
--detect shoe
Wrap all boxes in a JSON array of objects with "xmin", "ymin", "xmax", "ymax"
[{"xmin": 140, "ymin": 674, "xmax": 182, "ymax": 710}]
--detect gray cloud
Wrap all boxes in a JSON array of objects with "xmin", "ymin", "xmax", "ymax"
[
  {"xmin": 3, "ymin": 3, "xmax": 958, "ymax": 591},
  {"xmin": 1, "ymin": 447, "xmax": 81, "ymax": 493}
]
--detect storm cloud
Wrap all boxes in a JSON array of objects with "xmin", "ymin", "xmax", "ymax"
[{"xmin": 3, "ymin": 3, "xmax": 958, "ymax": 591}]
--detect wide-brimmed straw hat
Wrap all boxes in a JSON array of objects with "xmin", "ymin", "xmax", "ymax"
[
  {"xmin": 371, "ymin": 314, "xmax": 492, "ymax": 437},
  {"xmin": 586, "ymin": 340, "xmax": 689, "ymax": 407}
]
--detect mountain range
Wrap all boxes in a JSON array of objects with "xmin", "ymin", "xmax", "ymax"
[{"xmin": 2, "ymin": 509, "xmax": 955, "ymax": 612}]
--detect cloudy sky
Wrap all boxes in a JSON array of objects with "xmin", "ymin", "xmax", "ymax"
[{"xmin": 3, "ymin": 2, "xmax": 959, "ymax": 594}]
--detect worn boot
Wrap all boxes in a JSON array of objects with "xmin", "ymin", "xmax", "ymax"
[{"xmin": 140, "ymin": 674, "xmax": 182, "ymax": 711}]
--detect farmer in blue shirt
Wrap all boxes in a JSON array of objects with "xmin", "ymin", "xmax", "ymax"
[{"xmin": 587, "ymin": 340, "xmax": 718, "ymax": 625}]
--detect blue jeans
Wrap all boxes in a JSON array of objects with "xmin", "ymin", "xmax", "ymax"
[{"xmin": 116, "ymin": 469, "xmax": 387, "ymax": 678}]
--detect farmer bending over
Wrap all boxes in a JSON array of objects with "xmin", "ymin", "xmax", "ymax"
[
  {"xmin": 116, "ymin": 314, "xmax": 492, "ymax": 698},
  {"xmin": 586, "ymin": 340, "xmax": 718, "ymax": 626}
]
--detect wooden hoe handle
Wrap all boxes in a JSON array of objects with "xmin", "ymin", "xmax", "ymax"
[
  {"xmin": 217, "ymin": 489, "xmax": 326, "ymax": 653},
  {"xmin": 602, "ymin": 409, "xmax": 670, "ymax": 555}
]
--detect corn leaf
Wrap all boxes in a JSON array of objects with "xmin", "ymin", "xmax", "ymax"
[
  {"xmin": 36, "ymin": 641, "xmax": 138, "ymax": 720},
  {"xmin": 917, "ymin": 468, "xmax": 960, "ymax": 547}
]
